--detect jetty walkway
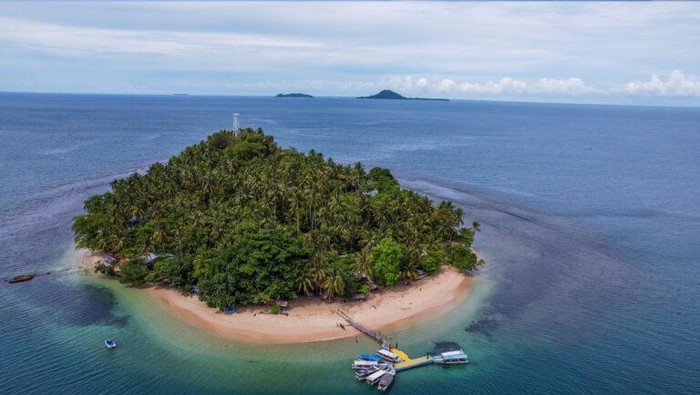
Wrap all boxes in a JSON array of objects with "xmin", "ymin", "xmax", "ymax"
[
  {"xmin": 390, "ymin": 347, "xmax": 434, "ymax": 371},
  {"xmin": 335, "ymin": 310, "xmax": 392, "ymax": 346},
  {"xmin": 337, "ymin": 311, "xmax": 434, "ymax": 370},
  {"xmin": 344, "ymin": 310, "xmax": 469, "ymax": 391}
]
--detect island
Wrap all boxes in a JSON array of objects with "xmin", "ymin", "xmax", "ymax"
[
  {"xmin": 74, "ymin": 129, "xmax": 482, "ymax": 342},
  {"xmin": 357, "ymin": 89, "xmax": 449, "ymax": 101},
  {"xmin": 275, "ymin": 93, "xmax": 314, "ymax": 98}
]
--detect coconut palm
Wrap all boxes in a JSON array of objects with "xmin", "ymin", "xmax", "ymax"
[
  {"xmin": 472, "ymin": 220, "xmax": 481, "ymax": 233},
  {"xmin": 295, "ymin": 268, "xmax": 314, "ymax": 296},
  {"xmin": 351, "ymin": 248, "xmax": 373, "ymax": 280},
  {"xmin": 322, "ymin": 264, "xmax": 345, "ymax": 300}
]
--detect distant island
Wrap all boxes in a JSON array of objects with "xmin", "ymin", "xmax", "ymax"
[
  {"xmin": 74, "ymin": 129, "xmax": 482, "ymax": 312},
  {"xmin": 276, "ymin": 93, "xmax": 314, "ymax": 98},
  {"xmin": 358, "ymin": 89, "xmax": 449, "ymax": 101}
]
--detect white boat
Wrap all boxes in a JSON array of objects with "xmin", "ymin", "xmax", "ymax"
[
  {"xmin": 433, "ymin": 349, "xmax": 468, "ymax": 364},
  {"xmin": 104, "ymin": 339, "xmax": 117, "ymax": 349},
  {"xmin": 352, "ymin": 359, "xmax": 382, "ymax": 370},
  {"xmin": 377, "ymin": 369, "xmax": 396, "ymax": 392},
  {"xmin": 354, "ymin": 367, "xmax": 378, "ymax": 380},
  {"xmin": 365, "ymin": 369, "xmax": 388, "ymax": 385},
  {"xmin": 376, "ymin": 349, "xmax": 399, "ymax": 363}
]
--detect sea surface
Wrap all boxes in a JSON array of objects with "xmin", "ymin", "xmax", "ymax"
[{"xmin": 1, "ymin": 92, "xmax": 699, "ymax": 394}]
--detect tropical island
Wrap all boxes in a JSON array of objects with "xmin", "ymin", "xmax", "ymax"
[
  {"xmin": 358, "ymin": 89, "xmax": 449, "ymax": 101},
  {"xmin": 275, "ymin": 93, "xmax": 314, "ymax": 98},
  {"xmin": 73, "ymin": 129, "xmax": 482, "ymax": 342}
]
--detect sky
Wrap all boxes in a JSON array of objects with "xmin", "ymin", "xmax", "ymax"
[{"xmin": 1, "ymin": 1, "xmax": 699, "ymax": 105}]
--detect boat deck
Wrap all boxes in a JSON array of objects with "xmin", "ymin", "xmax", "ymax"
[
  {"xmin": 390, "ymin": 347, "xmax": 434, "ymax": 371},
  {"xmin": 343, "ymin": 311, "xmax": 466, "ymax": 390},
  {"xmin": 393, "ymin": 356, "xmax": 434, "ymax": 371}
]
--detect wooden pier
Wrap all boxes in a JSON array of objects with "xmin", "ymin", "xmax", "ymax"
[
  {"xmin": 335, "ymin": 310, "xmax": 392, "ymax": 346},
  {"xmin": 343, "ymin": 310, "xmax": 469, "ymax": 392}
]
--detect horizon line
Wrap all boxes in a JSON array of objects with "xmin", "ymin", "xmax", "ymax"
[{"xmin": 1, "ymin": 90, "xmax": 699, "ymax": 110}]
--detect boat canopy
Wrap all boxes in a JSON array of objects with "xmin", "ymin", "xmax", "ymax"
[
  {"xmin": 365, "ymin": 369, "xmax": 387, "ymax": 382},
  {"xmin": 360, "ymin": 353, "xmax": 382, "ymax": 362},
  {"xmin": 441, "ymin": 350, "xmax": 468, "ymax": 359},
  {"xmin": 377, "ymin": 349, "xmax": 399, "ymax": 360},
  {"xmin": 353, "ymin": 359, "xmax": 379, "ymax": 366}
]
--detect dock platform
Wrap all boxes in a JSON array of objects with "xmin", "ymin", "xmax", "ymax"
[
  {"xmin": 393, "ymin": 356, "xmax": 434, "ymax": 371},
  {"xmin": 389, "ymin": 347, "xmax": 434, "ymax": 371}
]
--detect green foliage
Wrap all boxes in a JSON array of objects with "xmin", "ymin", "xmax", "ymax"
[
  {"xmin": 207, "ymin": 131, "xmax": 236, "ymax": 149},
  {"xmin": 446, "ymin": 244, "xmax": 481, "ymax": 271},
  {"xmin": 119, "ymin": 260, "xmax": 149, "ymax": 286},
  {"xmin": 422, "ymin": 250, "xmax": 443, "ymax": 274},
  {"xmin": 72, "ymin": 129, "xmax": 482, "ymax": 307},
  {"xmin": 458, "ymin": 228, "xmax": 474, "ymax": 246},
  {"xmin": 366, "ymin": 167, "xmax": 399, "ymax": 193},
  {"xmin": 358, "ymin": 283, "xmax": 371, "ymax": 294},
  {"xmin": 371, "ymin": 237, "xmax": 405, "ymax": 286},
  {"xmin": 232, "ymin": 141, "xmax": 265, "ymax": 161},
  {"xmin": 94, "ymin": 263, "xmax": 115, "ymax": 276},
  {"xmin": 195, "ymin": 229, "xmax": 308, "ymax": 308},
  {"xmin": 269, "ymin": 304, "xmax": 282, "ymax": 314},
  {"xmin": 153, "ymin": 256, "xmax": 194, "ymax": 290}
]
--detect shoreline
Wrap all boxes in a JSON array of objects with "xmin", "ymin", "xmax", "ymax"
[{"xmin": 78, "ymin": 249, "xmax": 474, "ymax": 344}]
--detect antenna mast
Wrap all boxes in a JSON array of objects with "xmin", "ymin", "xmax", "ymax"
[{"xmin": 232, "ymin": 113, "xmax": 240, "ymax": 135}]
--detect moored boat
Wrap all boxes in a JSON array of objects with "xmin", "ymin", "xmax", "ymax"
[
  {"xmin": 432, "ymin": 349, "xmax": 468, "ymax": 364},
  {"xmin": 8, "ymin": 274, "xmax": 35, "ymax": 283},
  {"xmin": 354, "ymin": 367, "xmax": 378, "ymax": 380},
  {"xmin": 104, "ymin": 339, "xmax": 117, "ymax": 349},
  {"xmin": 376, "ymin": 348, "xmax": 399, "ymax": 363},
  {"xmin": 365, "ymin": 368, "xmax": 388, "ymax": 385},
  {"xmin": 352, "ymin": 359, "xmax": 385, "ymax": 370},
  {"xmin": 377, "ymin": 369, "xmax": 396, "ymax": 392},
  {"xmin": 359, "ymin": 353, "xmax": 382, "ymax": 362}
]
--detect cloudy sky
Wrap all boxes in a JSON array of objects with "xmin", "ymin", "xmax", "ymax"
[{"xmin": 1, "ymin": 1, "xmax": 699, "ymax": 104}]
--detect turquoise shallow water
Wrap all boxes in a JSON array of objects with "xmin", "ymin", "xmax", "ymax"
[{"xmin": 1, "ymin": 93, "xmax": 699, "ymax": 394}]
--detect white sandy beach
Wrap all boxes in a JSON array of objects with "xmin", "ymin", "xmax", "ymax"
[{"xmin": 78, "ymin": 249, "xmax": 474, "ymax": 344}]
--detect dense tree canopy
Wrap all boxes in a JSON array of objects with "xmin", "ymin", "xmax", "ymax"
[{"xmin": 73, "ymin": 129, "xmax": 482, "ymax": 308}]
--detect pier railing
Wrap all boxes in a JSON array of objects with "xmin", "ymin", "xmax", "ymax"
[{"xmin": 335, "ymin": 310, "xmax": 392, "ymax": 347}]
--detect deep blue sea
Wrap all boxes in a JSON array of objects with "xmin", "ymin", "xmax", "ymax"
[{"xmin": 1, "ymin": 92, "xmax": 699, "ymax": 394}]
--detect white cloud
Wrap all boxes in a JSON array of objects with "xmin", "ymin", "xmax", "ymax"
[
  {"xmin": 357, "ymin": 72, "xmax": 700, "ymax": 99},
  {"xmin": 377, "ymin": 75, "xmax": 597, "ymax": 96},
  {"xmin": 0, "ymin": 16, "xmax": 322, "ymax": 56},
  {"xmin": 622, "ymin": 70, "xmax": 700, "ymax": 97},
  {"xmin": 0, "ymin": 2, "xmax": 699, "ymax": 103}
]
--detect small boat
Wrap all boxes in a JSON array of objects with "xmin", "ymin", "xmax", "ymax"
[
  {"xmin": 8, "ymin": 274, "xmax": 35, "ymax": 283},
  {"xmin": 352, "ymin": 359, "xmax": 385, "ymax": 370},
  {"xmin": 376, "ymin": 348, "xmax": 399, "ymax": 363},
  {"xmin": 225, "ymin": 307, "xmax": 236, "ymax": 315},
  {"xmin": 359, "ymin": 353, "xmax": 382, "ymax": 362},
  {"xmin": 365, "ymin": 369, "xmax": 388, "ymax": 385},
  {"xmin": 377, "ymin": 369, "xmax": 396, "ymax": 392},
  {"xmin": 432, "ymin": 349, "xmax": 469, "ymax": 364},
  {"xmin": 104, "ymin": 339, "xmax": 117, "ymax": 349},
  {"xmin": 354, "ymin": 367, "xmax": 378, "ymax": 380}
]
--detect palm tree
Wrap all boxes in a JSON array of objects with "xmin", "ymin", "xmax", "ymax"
[
  {"xmin": 322, "ymin": 264, "xmax": 345, "ymax": 301},
  {"xmin": 471, "ymin": 220, "xmax": 481, "ymax": 234},
  {"xmin": 295, "ymin": 268, "xmax": 314, "ymax": 296},
  {"xmin": 351, "ymin": 248, "xmax": 373, "ymax": 280},
  {"xmin": 308, "ymin": 257, "xmax": 329, "ymax": 296},
  {"xmin": 401, "ymin": 259, "xmax": 420, "ymax": 282},
  {"xmin": 153, "ymin": 227, "xmax": 168, "ymax": 249}
]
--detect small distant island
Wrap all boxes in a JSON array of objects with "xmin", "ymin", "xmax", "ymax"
[
  {"xmin": 358, "ymin": 89, "xmax": 449, "ymax": 101},
  {"xmin": 276, "ymin": 93, "xmax": 314, "ymax": 98}
]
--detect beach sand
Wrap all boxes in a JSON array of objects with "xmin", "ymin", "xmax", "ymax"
[{"xmin": 78, "ymin": 249, "xmax": 474, "ymax": 344}]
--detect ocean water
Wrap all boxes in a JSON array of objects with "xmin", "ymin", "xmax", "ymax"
[{"xmin": 1, "ymin": 92, "xmax": 699, "ymax": 394}]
